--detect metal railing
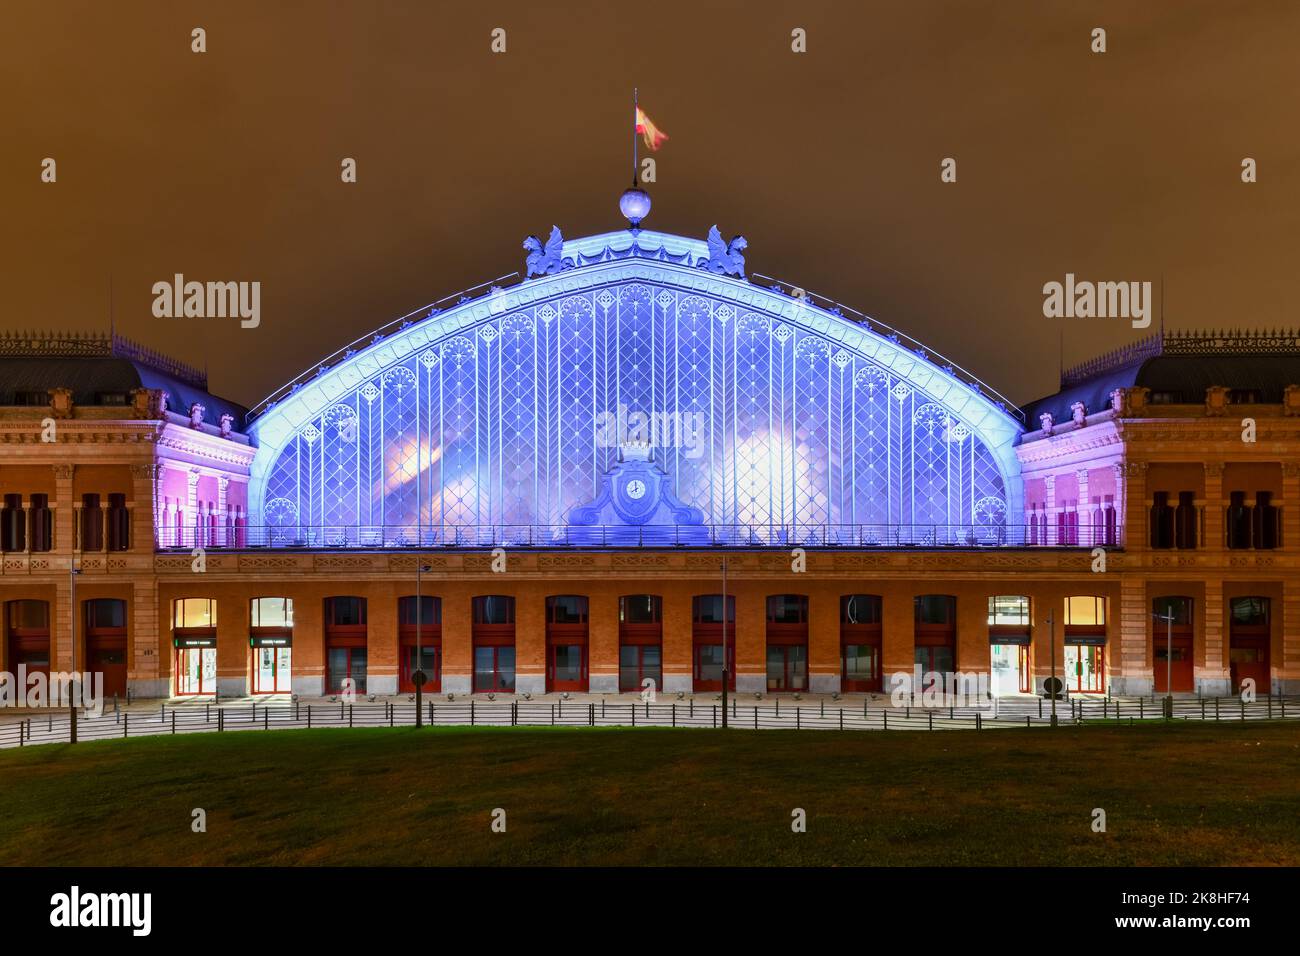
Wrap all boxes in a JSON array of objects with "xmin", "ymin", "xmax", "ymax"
[
  {"xmin": 2, "ymin": 693, "xmax": 1292, "ymax": 750},
  {"xmin": 159, "ymin": 522, "xmax": 1122, "ymax": 551}
]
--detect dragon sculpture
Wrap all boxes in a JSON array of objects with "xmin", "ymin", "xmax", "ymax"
[
  {"xmin": 702, "ymin": 225, "xmax": 748, "ymax": 278},
  {"xmin": 522, "ymin": 226, "xmax": 572, "ymax": 278}
]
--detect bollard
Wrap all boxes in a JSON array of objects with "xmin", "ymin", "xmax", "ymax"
[
  {"xmin": 820, "ymin": 699, "xmax": 825, "ymax": 718},
  {"xmin": 883, "ymin": 709, "xmax": 888, "ymax": 730},
  {"xmin": 471, "ymin": 700, "xmax": 476, "ymax": 726},
  {"xmin": 839, "ymin": 708, "xmax": 843, "ymax": 731},
  {"xmin": 1201, "ymin": 699, "xmax": 1206, "ymax": 721},
  {"xmin": 631, "ymin": 704, "xmax": 635, "ymax": 727},
  {"xmin": 218, "ymin": 710, "xmax": 224, "ymax": 732},
  {"xmin": 928, "ymin": 711, "xmax": 933, "ymax": 731},
  {"xmin": 590, "ymin": 703, "xmax": 595, "ymax": 727},
  {"xmin": 754, "ymin": 707, "xmax": 758, "ymax": 730},
  {"xmin": 712, "ymin": 704, "xmax": 717, "ymax": 728},
  {"xmin": 976, "ymin": 712, "xmax": 982, "ymax": 731},
  {"xmin": 307, "ymin": 704, "xmax": 312, "ymax": 729},
  {"xmin": 671, "ymin": 704, "xmax": 676, "ymax": 728},
  {"xmin": 349, "ymin": 705, "xmax": 353, "ymax": 728},
  {"xmin": 1026, "ymin": 715, "xmax": 1030, "ymax": 728},
  {"xmin": 551, "ymin": 704, "xmax": 555, "ymax": 726},
  {"xmin": 124, "ymin": 713, "xmax": 129, "ymax": 739},
  {"xmin": 172, "ymin": 712, "xmax": 176, "ymax": 735},
  {"xmin": 430, "ymin": 702, "xmax": 435, "ymax": 725},
  {"xmin": 796, "ymin": 707, "xmax": 800, "ymax": 730},
  {"xmin": 1215, "ymin": 698, "xmax": 1219, "ymax": 721}
]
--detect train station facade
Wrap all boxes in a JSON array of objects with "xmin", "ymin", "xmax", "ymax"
[{"xmin": 1, "ymin": 224, "xmax": 1298, "ymax": 701}]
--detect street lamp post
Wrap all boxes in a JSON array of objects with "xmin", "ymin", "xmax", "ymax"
[
  {"xmin": 414, "ymin": 560, "xmax": 431, "ymax": 726},
  {"xmin": 69, "ymin": 561, "xmax": 80, "ymax": 744},
  {"xmin": 1047, "ymin": 609, "xmax": 1058, "ymax": 727},
  {"xmin": 1155, "ymin": 608, "xmax": 1175, "ymax": 718},
  {"xmin": 720, "ymin": 556, "xmax": 728, "ymax": 730}
]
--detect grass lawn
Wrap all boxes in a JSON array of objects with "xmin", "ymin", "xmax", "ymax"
[{"xmin": 1, "ymin": 722, "xmax": 1297, "ymax": 866}]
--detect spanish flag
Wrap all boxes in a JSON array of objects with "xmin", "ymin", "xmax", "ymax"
[{"xmin": 635, "ymin": 107, "xmax": 668, "ymax": 151}]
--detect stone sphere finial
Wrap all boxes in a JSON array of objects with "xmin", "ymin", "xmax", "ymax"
[{"xmin": 619, "ymin": 187, "xmax": 651, "ymax": 229}]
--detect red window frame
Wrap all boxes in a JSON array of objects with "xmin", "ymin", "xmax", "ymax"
[
  {"xmin": 399, "ymin": 595, "xmax": 442, "ymax": 693},
  {"xmin": 619, "ymin": 595, "xmax": 663, "ymax": 693},
  {"xmin": 692, "ymin": 595, "xmax": 735, "ymax": 692},
  {"xmin": 766, "ymin": 595, "xmax": 808, "ymax": 692},
  {"xmin": 1229, "ymin": 596, "xmax": 1270, "ymax": 693},
  {"xmin": 472, "ymin": 596, "xmax": 516, "ymax": 693},
  {"xmin": 841, "ymin": 594, "xmax": 882, "ymax": 692},
  {"xmin": 325, "ymin": 597, "xmax": 367, "ymax": 694},
  {"xmin": 545, "ymin": 595, "xmax": 589, "ymax": 693}
]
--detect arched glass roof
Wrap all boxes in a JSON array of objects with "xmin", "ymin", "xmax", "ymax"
[{"xmin": 247, "ymin": 229, "xmax": 1024, "ymax": 547}]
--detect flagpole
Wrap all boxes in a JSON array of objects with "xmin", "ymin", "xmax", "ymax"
[{"xmin": 632, "ymin": 87, "xmax": 638, "ymax": 186}]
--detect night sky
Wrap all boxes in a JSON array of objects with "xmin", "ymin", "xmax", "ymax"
[{"xmin": 5, "ymin": 0, "xmax": 1297, "ymax": 411}]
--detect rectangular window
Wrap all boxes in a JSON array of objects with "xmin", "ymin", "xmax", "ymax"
[
  {"xmin": 1064, "ymin": 595, "xmax": 1105, "ymax": 627},
  {"xmin": 174, "ymin": 598, "xmax": 216, "ymax": 629}
]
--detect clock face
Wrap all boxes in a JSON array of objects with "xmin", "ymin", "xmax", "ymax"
[{"xmin": 625, "ymin": 479, "xmax": 647, "ymax": 500}]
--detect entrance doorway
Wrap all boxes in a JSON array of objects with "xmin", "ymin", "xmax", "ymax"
[
  {"xmin": 472, "ymin": 595, "xmax": 516, "ymax": 693},
  {"xmin": 619, "ymin": 595, "xmax": 663, "ymax": 693},
  {"xmin": 990, "ymin": 644, "xmax": 1031, "ymax": 695},
  {"xmin": 172, "ymin": 598, "xmax": 216, "ymax": 697},
  {"xmin": 1152, "ymin": 596, "xmax": 1194, "ymax": 694},
  {"xmin": 398, "ymin": 596, "xmax": 441, "ymax": 693},
  {"xmin": 1064, "ymin": 643, "xmax": 1106, "ymax": 693},
  {"xmin": 914, "ymin": 595, "xmax": 956, "ymax": 694},
  {"xmin": 85, "ymin": 598, "xmax": 128, "ymax": 699},
  {"xmin": 324, "ymin": 596, "xmax": 367, "ymax": 695},
  {"xmin": 841, "ymin": 594, "xmax": 882, "ymax": 693},
  {"xmin": 692, "ymin": 594, "xmax": 735, "ymax": 692},
  {"xmin": 1229, "ymin": 596, "xmax": 1270, "ymax": 694},
  {"xmin": 6, "ymin": 600, "xmax": 51, "ymax": 683},
  {"xmin": 546, "ymin": 596, "xmax": 589, "ymax": 693}
]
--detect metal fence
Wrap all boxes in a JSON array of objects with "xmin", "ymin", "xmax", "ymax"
[{"xmin": 2, "ymin": 694, "xmax": 1294, "ymax": 749}]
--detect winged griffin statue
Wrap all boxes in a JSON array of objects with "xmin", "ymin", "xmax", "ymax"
[
  {"xmin": 702, "ymin": 225, "xmax": 747, "ymax": 278},
  {"xmin": 522, "ymin": 226, "xmax": 572, "ymax": 278}
]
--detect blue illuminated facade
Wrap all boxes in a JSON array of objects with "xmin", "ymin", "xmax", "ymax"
[{"xmin": 247, "ymin": 229, "xmax": 1023, "ymax": 547}]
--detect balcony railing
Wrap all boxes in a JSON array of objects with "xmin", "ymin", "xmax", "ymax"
[{"xmin": 157, "ymin": 523, "xmax": 1122, "ymax": 551}]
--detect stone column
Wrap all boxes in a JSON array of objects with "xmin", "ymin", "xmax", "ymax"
[
  {"xmin": 1282, "ymin": 463, "xmax": 1300, "ymax": 552},
  {"xmin": 1204, "ymin": 462, "xmax": 1224, "ymax": 551},
  {"xmin": 1280, "ymin": 578, "xmax": 1300, "ymax": 695},
  {"xmin": 53, "ymin": 464, "xmax": 74, "ymax": 552},
  {"xmin": 130, "ymin": 463, "xmax": 159, "ymax": 553},
  {"xmin": 1200, "ymin": 577, "xmax": 1228, "ymax": 695},
  {"xmin": 1115, "ymin": 576, "xmax": 1151, "ymax": 696},
  {"xmin": 734, "ymin": 581, "xmax": 767, "ymax": 695},
  {"xmin": 217, "ymin": 475, "xmax": 230, "ymax": 547},
  {"xmin": 587, "ymin": 583, "xmax": 619, "ymax": 693},
  {"xmin": 807, "ymin": 580, "xmax": 841, "ymax": 694},
  {"xmin": 1124, "ymin": 461, "xmax": 1147, "ymax": 552},
  {"xmin": 1044, "ymin": 474, "xmax": 1057, "ymax": 545},
  {"xmin": 186, "ymin": 469, "xmax": 200, "ymax": 548},
  {"xmin": 1076, "ymin": 468, "xmax": 1090, "ymax": 546},
  {"xmin": 20, "ymin": 501, "xmax": 30, "ymax": 553},
  {"xmin": 130, "ymin": 577, "xmax": 165, "ymax": 698}
]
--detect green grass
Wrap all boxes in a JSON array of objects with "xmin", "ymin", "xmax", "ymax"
[{"xmin": 1, "ymin": 722, "xmax": 1298, "ymax": 866}]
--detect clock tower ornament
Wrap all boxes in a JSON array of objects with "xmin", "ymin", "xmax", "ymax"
[{"xmin": 565, "ymin": 441, "xmax": 708, "ymax": 544}]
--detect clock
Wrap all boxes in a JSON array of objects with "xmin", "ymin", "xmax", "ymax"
[{"xmin": 625, "ymin": 478, "xmax": 647, "ymax": 500}]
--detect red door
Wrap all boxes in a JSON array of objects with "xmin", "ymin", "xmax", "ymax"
[
  {"xmin": 1231, "ymin": 639, "xmax": 1269, "ymax": 694},
  {"xmin": 1153, "ymin": 637, "xmax": 1193, "ymax": 693},
  {"xmin": 88, "ymin": 638, "xmax": 127, "ymax": 699}
]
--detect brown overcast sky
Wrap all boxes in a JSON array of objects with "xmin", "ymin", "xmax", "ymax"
[{"xmin": 4, "ymin": 0, "xmax": 1297, "ymax": 411}]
